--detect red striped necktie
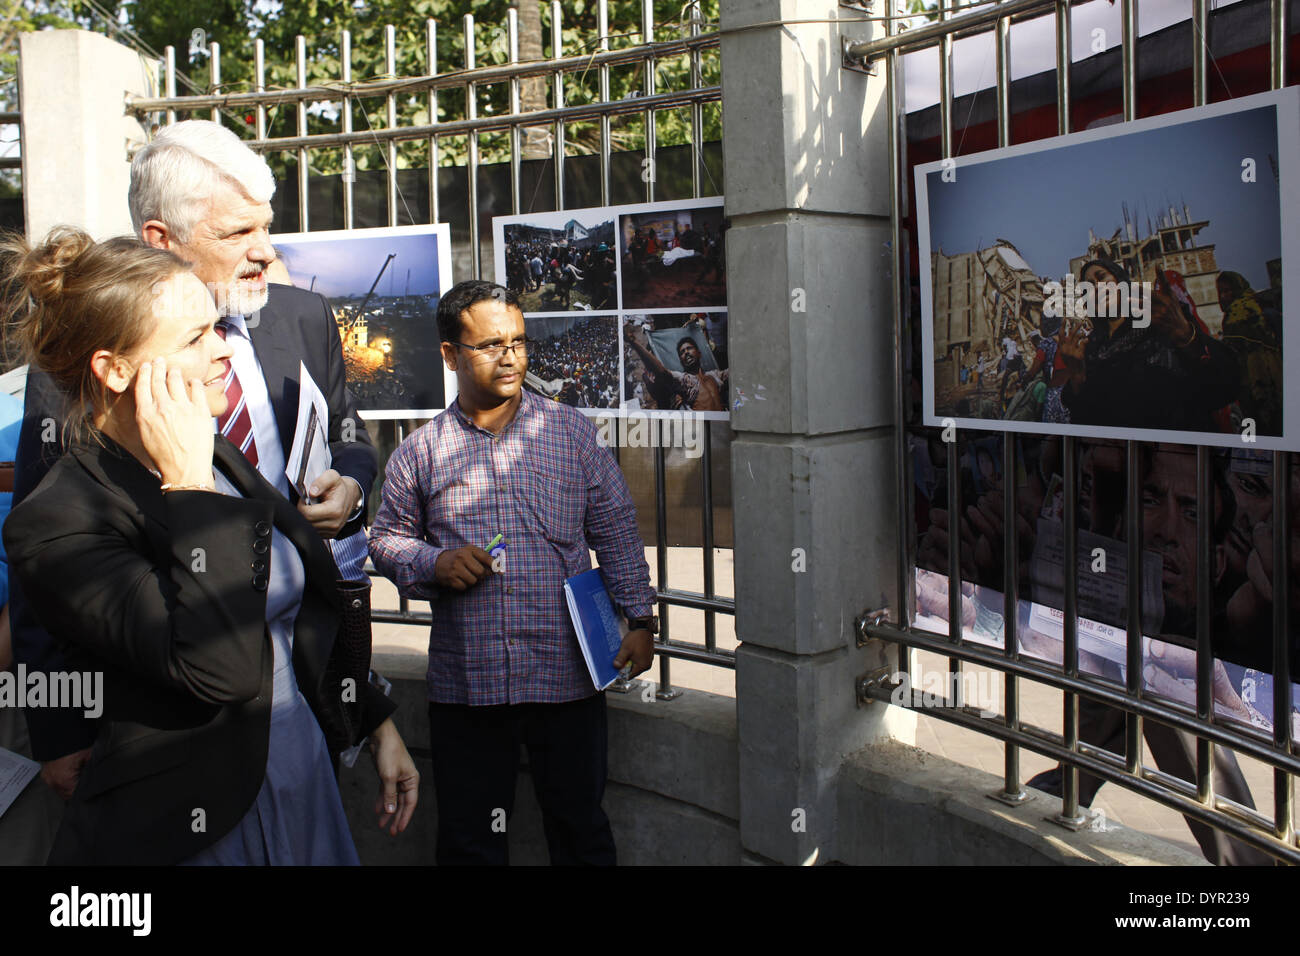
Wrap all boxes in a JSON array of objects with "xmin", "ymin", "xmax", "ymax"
[{"xmin": 214, "ymin": 320, "xmax": 260, "ymax": 467}]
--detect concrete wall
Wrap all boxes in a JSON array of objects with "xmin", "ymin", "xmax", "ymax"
[
  {"xmin": 720, "ymin": 0, "xmax": 920, "ymax": 866},
  {"xmin": 18, "ymin": 29, "xmax": 156, "ymax": 240}
]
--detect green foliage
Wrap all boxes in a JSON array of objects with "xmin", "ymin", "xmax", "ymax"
[{"xmin": 115, "ymin": 0, "xmax": 721, "ymax": 178}]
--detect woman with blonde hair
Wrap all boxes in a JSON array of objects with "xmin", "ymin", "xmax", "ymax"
[{"xmin": 2, "ymin": 228, "xmax": 418, "ymax": 864}]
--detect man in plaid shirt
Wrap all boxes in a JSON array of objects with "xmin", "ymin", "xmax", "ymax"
[{"xmin": 369, "ymin": 280, "xmax": 656, "ymax": 865}]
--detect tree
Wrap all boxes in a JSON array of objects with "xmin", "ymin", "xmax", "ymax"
[
  {"xmin": 3, "ymin": 0, "xmax": 721, "ymax": 186},
  {"xmin": 127, "ymin": 0, "xmax": 721, "ymax": 174}
]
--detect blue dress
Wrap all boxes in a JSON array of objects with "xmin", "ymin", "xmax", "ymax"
[{"xmin": 183, "ymin": 476, "xmax": 359, "ymax": 866}]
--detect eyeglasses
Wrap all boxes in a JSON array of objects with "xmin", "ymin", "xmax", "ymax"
[{"xmin": 451, "ymin": 337, "xmax": 531, "ymax": 360}]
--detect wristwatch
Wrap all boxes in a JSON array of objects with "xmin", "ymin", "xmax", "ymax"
[{"xmin": 626, "ymin": 614, "xmax": 659, "ymax": 635}]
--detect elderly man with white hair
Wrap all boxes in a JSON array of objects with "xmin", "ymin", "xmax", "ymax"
[{"xmin": 10, "ymin": 120, "xmax": 382, "ymax": 819}]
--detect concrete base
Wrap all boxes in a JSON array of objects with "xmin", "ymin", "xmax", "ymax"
[
  {"xmin": 340, "ymin": 668, "xmax": 1206, "ymax": 866},
  {"xmin": 836, "ymin": 740, "xmax": 1207, "ymax": 866}
]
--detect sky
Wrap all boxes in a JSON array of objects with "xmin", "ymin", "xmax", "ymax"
[
  {"xmin": 925, "ymin": 104, "xmax": 1283, "ymax": 290},
  {"xmin": 276, "ymin": 232, "xmax": 442, "ymax": 299}
]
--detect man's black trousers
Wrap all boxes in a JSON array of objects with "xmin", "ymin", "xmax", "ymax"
[{"xmin": 427, "ymin": 693, "xmax": 616, "ymax": 866}]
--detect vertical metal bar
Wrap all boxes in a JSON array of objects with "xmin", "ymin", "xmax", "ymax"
[
  {"xmin": 1272, "ymin": 0, "xmax": 1289, "ymax": 90},
  {"xmin": 598, "ymin": 0, "xmax": 612, "ymax": 206},
  {"xmin": 551, "ymin": 2, "xmax": 565, "ymax": 210},
  {"xmin": 1120, "ymin": 0, "xmax": 1141, "ymax": 795},
  {"xmin": 1054, "ymin": 0, "xmax": 1070, "ymax": 135},
  {"xmin": 654, "ymin": 420, "xmax": 678, "ymax": 698},
  {"xmin": 1001, "ymin": 435, "xmax": 1024, "ymax": 797},
  {"xmin": 1121, "ymin": 0, "xmax": 1137, "ymax": 123},
  {"xmin": 508, "ymin": 8, "xmax": 522, "ymax": 216},
  {"xmin": 427, "ymin": 19, "xmax": 440, "ymax": 224},
  {"xmin": 938, "ymin": 0, "xmax": 959, "ymax": 708},
  {"xmin": 1061, "ymin": 436, "xmax": 1083, "ymax": 823},
  {"xmin": 1272, "ymin": 453, "xmax": 1293, "ymax": 842},
  {"xmin": 1195, "ymin": 447, "xmax": 1214, "ymax": 806},
  {"xmin": 1053, "ymin": 4, "xmax": 1081, "ymax": 805},
  {"xmin": 341, "ymin": 31, "xmax": 354, "ymax": 230},
  {"xmin": 254, "ymin": 40, "xmax": 266, "ymax": 142},
  {"xmin": 689, "ymin": 0, "xmax": 704, "ymax": 198},
  {"xmin": 465, "ymin": 14, "xmax": 481, "ymax": 277},
  {"xmin": 995, "ymin": 3, "xmax": 1024, "ymax": 803},
  {"xmin": 886, "ymin": 1, "xmax": 912, "ymax": 700},
  {"xmin": 701, "ymin": 424, "xmax": 716, "ymax": 654},
  {"xmin": 295, "ymin": 36, "xmax": 309, "ymax": 232},
  {"xmin": 995, "ymin": 10, "xmax": 1010, "ymax": 144},
  {"xmin": 1271, "ymin": 3, "xmax": 1294, "ymax": 848},
  {"xmin": 642, "ymin": 0, "xmax": 657, "ymax": 203},
  {"xmin": 686, "ymin": 1, "xmax": 714, "ymax": 659},
  {"xmin": 1125, "ymin": 443, "xmax": 1143, "ymax": 775},
  {"xmin": 938, "ymin": 0, "xmax": 953, "ymax": 160},
  {"xmin": 1192, "ymin": 0, "xmax": 1209, "ymax": 107},
  {"xmin": 946, "ymin": 438, "xmax": 963, "ymax": 709},
  {"xmin": 208, "ymin": 41, "xmax": 220, "ymax": 124},
  {"xmin": 164, "ymin": 46, "xmax": 176, "ymax": 126},
  {"xmin": 386, "ymin": 24, "xmax": 398, "ymax": 228}
]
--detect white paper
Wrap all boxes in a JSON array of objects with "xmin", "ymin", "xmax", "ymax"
[
  {"xmin": 0, "ymin": 747, "xmax": 39, "ymax": 820},
  {"xmin": 285, "ymin": 360, "xmax": 332, "ymax": 501}
]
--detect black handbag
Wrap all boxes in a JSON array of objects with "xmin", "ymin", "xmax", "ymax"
[{"xmin": 321, "ymin": 578, "xmax": 374, "ymax": 753}]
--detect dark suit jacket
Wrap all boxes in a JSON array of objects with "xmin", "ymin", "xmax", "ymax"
[
  {"xmin": 3, "ymin": 435, "xmax": 395, "ymax": 865},
  {"xmin": 10, "ymin": 284, "xmax": 377, "ymax": 761}
]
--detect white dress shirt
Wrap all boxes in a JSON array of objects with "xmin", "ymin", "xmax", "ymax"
[{"xmin": 217, "ymin": 313, "xmax": 292, "ymax": 498}]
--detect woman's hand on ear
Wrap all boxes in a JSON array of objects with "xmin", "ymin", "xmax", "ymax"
[{"xmin": 135, "ymin": 359, "xmax": 216, "ymax": 488}]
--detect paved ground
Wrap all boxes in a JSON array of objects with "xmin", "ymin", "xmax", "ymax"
[{"xmin": 371, "ymin": 547, "xmax": 1290, "ymax": 862}]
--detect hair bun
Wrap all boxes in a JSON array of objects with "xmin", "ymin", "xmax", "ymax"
[{"xmin": 20, "ymin": 227, "xmax": 96, "ymax": 306}]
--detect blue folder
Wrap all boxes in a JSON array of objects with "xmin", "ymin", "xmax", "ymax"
[{"xmin": 564, "ymin": 568, "xmax": 628, "ymax": 690}]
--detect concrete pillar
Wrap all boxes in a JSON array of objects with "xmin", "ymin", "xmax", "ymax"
[
  {"xmin": 721, "ymin": 0, "xmax": 915, "ymax": 865},
  {"xmin": 18, "ymin": 29, "xmax": 156, "ymax": 241}
]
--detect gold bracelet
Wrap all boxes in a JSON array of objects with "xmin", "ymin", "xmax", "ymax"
[{"xmin": 159, "ymin": 482, "xmax": 215, "ymax": 492}]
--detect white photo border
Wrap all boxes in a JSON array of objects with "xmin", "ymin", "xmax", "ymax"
[{"xmin": 915, "ymin": 87, "xmax": 1300, "ymax": 451}]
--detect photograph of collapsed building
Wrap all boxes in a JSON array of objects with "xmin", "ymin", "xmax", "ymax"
[
  {"xmin": 273, "ymin": 224, "xmax": 453, "ymax": 417},
  {"xmin": 522, "ymin": 313, "xmax": 620, "ymax": 410},
  {"xmin": 622, "ymin": 312, "xmax": 729, "ymax": 416},
  {"xmin": 619, "ymin": 201, "xmax": 727, "ymax": 310},
  {"xmin": 918, "ymin": 91, "xmax": 1298, "ymax": 451},
  {"xmin": 501, "ymin": 211, "xmax": 617, "ymax": 313}
]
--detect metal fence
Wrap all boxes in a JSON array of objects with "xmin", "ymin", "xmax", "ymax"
[
  {"xmin": 851, "ymin": 0, "xmax": 1297, "ymax": 863},
  {"xmin": 125, "ymin": 0, "xmax": 736, "ymax": 698}
]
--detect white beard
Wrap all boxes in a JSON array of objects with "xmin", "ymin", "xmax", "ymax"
[{"xmin": 213, "ymin": 279, "xmax": 270, "ymax": 318}]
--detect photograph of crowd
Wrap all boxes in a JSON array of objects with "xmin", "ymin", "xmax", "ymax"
[
  {"xmin": 501, "ymin": 212, "xmax": 617, "ymax": 313},
  {"xmin": 909, "ymin": 433, "xmax": 1299, "ymax": 739},
  {"xmin": 522, "ymin": 314, "xmax": 620, "ymax": 410},
  {"xmin": 623, "ymin": 312, "xmax": 729, "ymax": 415},
  {"xmin": 918, "ymin": 92, "xmax": 1298, "ymax": 450},
  {"xmin": 619, "ymin": 203, "xmax": 728, "ymax": 310},
  {"xmin": 495, "ymin": 198, "xmax": 730, "ymax": 420},
  {"xmin": 274, "ymin": 225, "xmax": 452, "ymax": 417}
]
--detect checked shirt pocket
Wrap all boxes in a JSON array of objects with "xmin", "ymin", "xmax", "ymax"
[{"xmin": 525, "ymin": 457, "xmax": 585, "ymax": 546}]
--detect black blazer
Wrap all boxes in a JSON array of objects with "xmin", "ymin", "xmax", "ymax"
[
  {"xmin": 10, "ymin": 284, "xmax": 378, "ymax": 761},
  {"xmin": 3, "ymin": 435, "xmax": 395, "ymax": 865}
]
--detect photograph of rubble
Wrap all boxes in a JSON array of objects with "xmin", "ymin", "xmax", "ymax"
[
  {"xmin": 272, "ymin": 224, "xmax": 454, "ymax": 417},
  {"xmin": 916, "ymin": 89, "xmax": 1300, "ymax": 451}
]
